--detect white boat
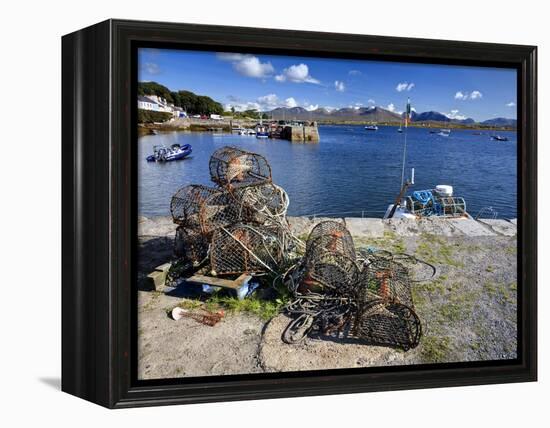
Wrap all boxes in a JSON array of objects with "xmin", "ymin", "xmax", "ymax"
[
  {"xmin": 364, "ymin": 124, "xmax": 378, "ymax": 131},
  {"xmin": 238, "ymin": 128, "xmax": 257, "ymax": 136},
  {"xmin": 438, "ymin": 128, "xmax": 451, "ymax": 137}
]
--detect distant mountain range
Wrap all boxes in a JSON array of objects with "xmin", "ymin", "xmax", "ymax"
[
  {"xmin": 479, "ymin": 117, "xmax": 518, "ymax": 127},
  {"xmin": 266, "ymin": 106, "xmax": 516, "ymax": 128}
]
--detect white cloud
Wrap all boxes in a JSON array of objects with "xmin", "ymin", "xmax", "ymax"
[
  {"xmin": 275, "ymin": 63, "xmax": 320, "ymax": 84},
  {"xmin": 455, "ymin": 91, "xmax": 467, "ymax": 100},
  {"xmin": 470, "ymin": 90, "xmax": 483, "ymax": 100},
  {"xmin": 396, "ymin": 82, "xmax": 415, "ymax": 92},
  {"xmin": 455, "ymin": 90, "xmax": 483, "ymax": 100},
  {"xmin": 445, "ymin": 109, "xmax": 467, "ymax": 120},
  {"xmin": 349, "ymin": 70, "xmax": 362, "ymax": 76},
  {"xmin": 506, "ymin": 101, "xmax": 516, "ymax": 107},
  {"xmin": 284, "ymin": 97, "xmax": 298, "ymax": 108},
  {"xmin": 334, "ymin": 80, "xmax": 346, "ymax": 92},
  {"xmin": 367, "ymin": 99, "xmax": 376, "ymax": 104},
  {"xmin": 217, "ymin": 52, "xmax": 274, "ymax": 78},
  {"xmin": 233, "ymin": 56, "xmax": 274, "ymax": 78},
  {"xmin": 386, "ymin": 103, "xmax": 403, "ymax": 114},
  {"xmin": 257, "ymin": 94, "xmax": 280, "ymax": 108},
  {"xmin": 305, "ymin": 104, "xmax": 319, "ymax": 111},
  {"xmin": 224, "ymin": 101, "xmax": 262, "ymax": 112},
  {"xmin": 142, "ymin": 62, "xmax": 160, "ymax": 75}
]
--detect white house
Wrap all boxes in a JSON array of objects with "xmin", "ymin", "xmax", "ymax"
[
  {"xmin": 138, "ymin": 95, "xmax": 160, "ymax": 111},
  {"xmin": 145, "ymin": 94, "xmax": 173, "ymax": 113},
  {"xmin": 210, "ymin": 114, "xmax": 222, "ymax": 120}
]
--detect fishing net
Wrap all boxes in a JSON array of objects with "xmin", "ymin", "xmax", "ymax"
[
  {"xmin": 170, "ymin": 184, "xmax": 218, "ymax": 228},
  {"xmin": 209, "ymin": 224, "xmax": 285, "ymax": 276},
  {"xmin": 209, "ymin": 146, "xmax": 272, "ymax": 189}
]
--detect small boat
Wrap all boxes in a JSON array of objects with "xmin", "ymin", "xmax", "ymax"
[
  {"xmin": 364, "ymin": 124, "xmax": 378, "ymax": 131},
  {"xmin": 384, "ymin": 176, "xmax": 469, "ymax": 219},
  {"xmin": 438, "ymin": 129, "xmax": 451, "ymax": 137},
  {"xmin": 491, "ymin": 135, "xmax": 509, "ymax": 141},
  {"xmin": 255, "ymin": 121, "xmax": 269, "ymax": 138},
  {"xmin": 146, "ymin": 143, "xmax": 192, "ymax": 162}
]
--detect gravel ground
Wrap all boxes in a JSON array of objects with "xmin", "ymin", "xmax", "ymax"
[{"xmin": 137, "ymin": 216, "xmax": 517, "ymax": 379}]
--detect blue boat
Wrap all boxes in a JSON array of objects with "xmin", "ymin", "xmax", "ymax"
[
  {"xmin": 146, "ymin": 143, "xmax": 192, "ymax": 162},
  {"xmin": 255, "ymin": 119, "xmax": 270, "ymax": 139}
]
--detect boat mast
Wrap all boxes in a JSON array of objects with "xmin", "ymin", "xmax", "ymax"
[
  {"xmin": 400, "ymin": 97, "xmax": 411, "ymax": 188},
  {"xmin": 388, "ymin": 98, "xmax": 412, "ymax": 219}
]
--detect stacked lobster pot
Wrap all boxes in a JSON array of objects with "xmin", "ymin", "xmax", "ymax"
[
  {"xmin": 284, "ymin": 220, "xmax": 423, "ymax": 351},
  {"xmin": 170, "ymin": 146, "xmax": 295, "ymax": 278}
]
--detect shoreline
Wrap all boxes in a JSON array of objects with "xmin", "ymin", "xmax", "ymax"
[{"xmin": 138, "ymin": 119, "xmax": 517, "ymax": 134}]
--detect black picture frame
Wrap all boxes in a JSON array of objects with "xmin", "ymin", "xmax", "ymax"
[{"xmin": 61, "ymin": 19, "xmax": 537, "ymax": 408}]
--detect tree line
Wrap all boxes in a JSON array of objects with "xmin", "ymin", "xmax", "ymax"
[{"xmin": 138, "ymin": 81, "xmax": 224, "ymax": 115}]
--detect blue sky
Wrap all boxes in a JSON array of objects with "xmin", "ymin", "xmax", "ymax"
[{"xmin": 139, "ymin": 48, "xmax": 517, "ymax": 121}]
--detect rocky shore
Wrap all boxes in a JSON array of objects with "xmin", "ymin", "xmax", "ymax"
[{"xmin": 137, "ymin": 216, "xmax": 517, "ymax": 380}]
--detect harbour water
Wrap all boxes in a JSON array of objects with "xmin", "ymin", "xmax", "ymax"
[{"xmin": 138, "ymin": 125, "xmax": 517, "ymax": 219}]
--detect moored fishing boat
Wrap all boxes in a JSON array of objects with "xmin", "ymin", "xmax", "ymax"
[
  {"xmin": 364, "ymin": 124, "xmax": 378, "ymax": 131},
  {"xmin": 384, "ymin": 179, "xmax": 470, "ymax": 219},
  {"xmin": 491, "ymin": 135, "xmax": 509, "ymax": 141},
  {"xmin": 255, "ymin": 118, "xmax": 269, "ymax": 138},
  {"xmin": 384, "ymin": 98, "xmax": 470, "ymax": 219}
]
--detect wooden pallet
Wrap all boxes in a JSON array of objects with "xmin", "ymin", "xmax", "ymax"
[{"xmin": 185, "ymin": 273, "xmax": 252, "ymax": 299}]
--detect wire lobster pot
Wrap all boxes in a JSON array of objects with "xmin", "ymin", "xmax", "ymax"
[
  {"xmin": 358, "ymin": 257, "xmax": 414, "ymax": 307},
  {"xmin": 305, "ymin": 220, "xmax": 356, "ymax": 262},
  {"xmin": 209, "ymin": 146, "xmax": 272, "ymax": 189},
  {"xmin": 299, "ymin": 252, "xmax": 360, "ymax": 295},
  {"xmin": 198, "ymin": 190, "xmax": 251, "ymax": 235},
  {"xmin": 351, "ymin": 300, "xmax": 422, "ymax": 351},
  {"xmin": 173, "ymin": 226, "xmax": 209, "ymax": 265},
  {"xmin": 170, "ymin": 184, "xmax": 218, "ymax": 228},
  {"xmin": 209, "ymin": 224, "xmax": 285, "ymax": 276}
]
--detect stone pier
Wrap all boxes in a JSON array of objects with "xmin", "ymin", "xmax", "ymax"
[{"xmin": 281, "ymin": 124, "xmax": 320, "ymax": 142}]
